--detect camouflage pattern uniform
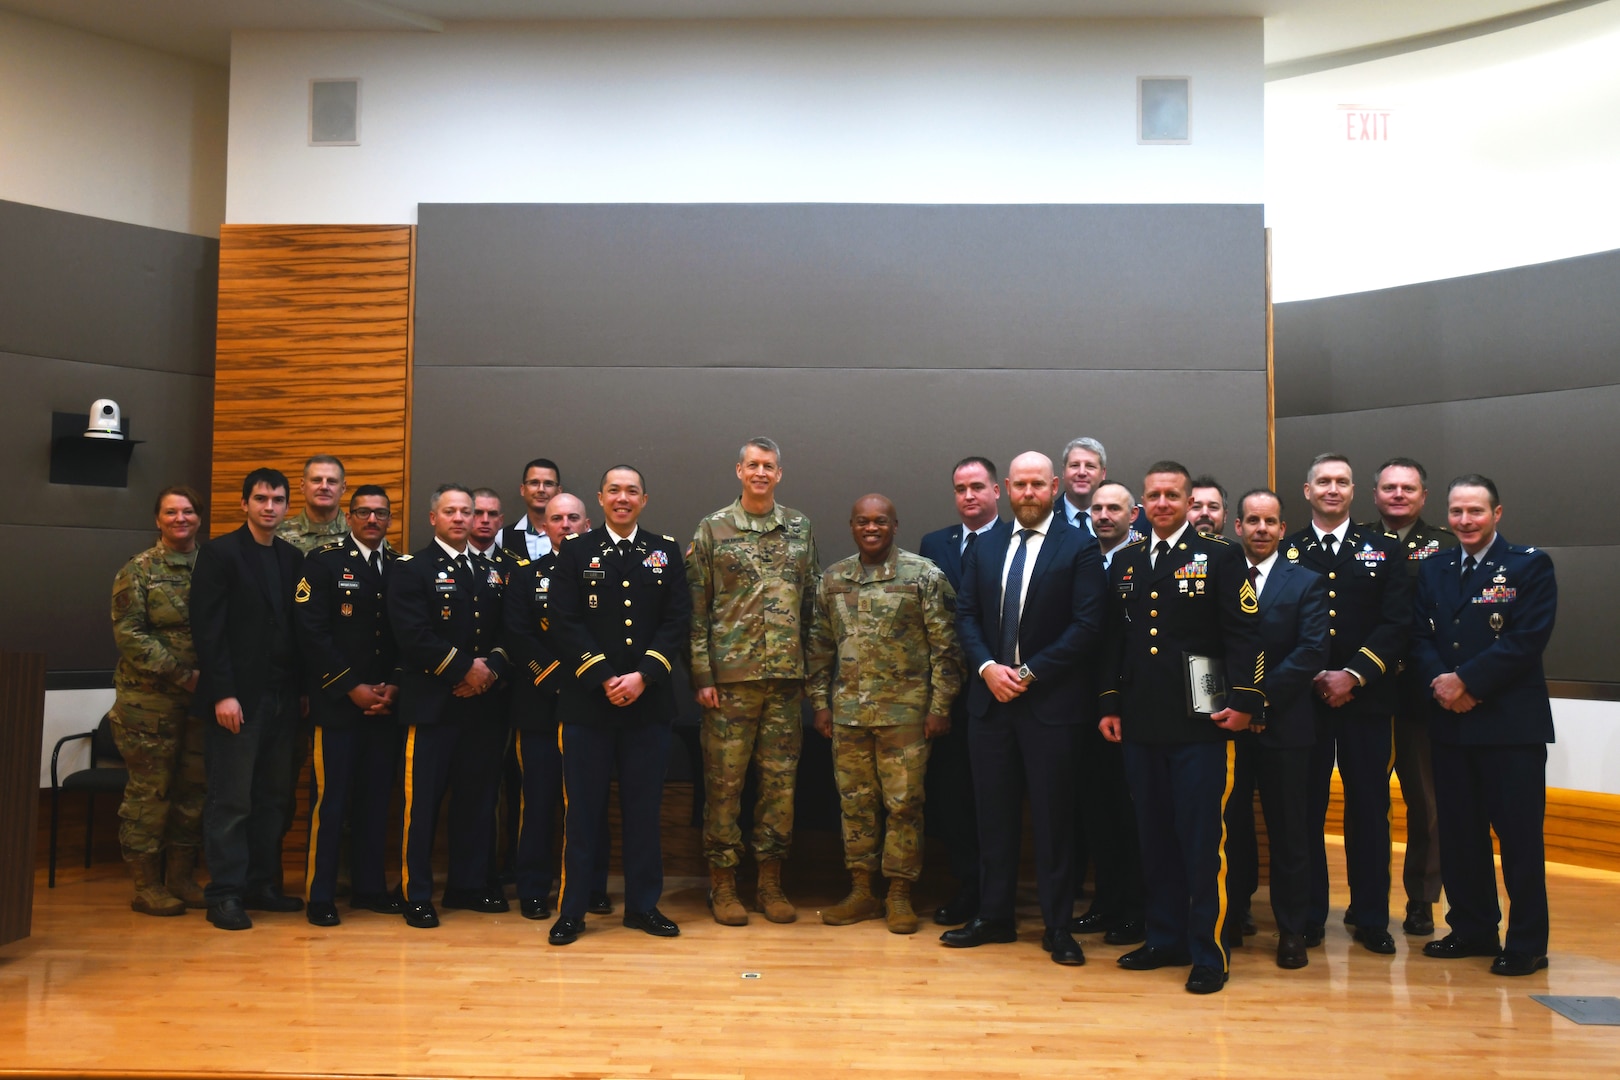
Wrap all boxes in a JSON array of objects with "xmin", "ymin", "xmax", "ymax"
[
  {"xmin": 277, "ymin": 508, "xmax": 349, "ymax": 554},
  {"xmin": 109, "ymin": 543, "xmax": 205, "ymax": 857},
  {"xmin": 688, "ymin": 499, "xmax": 820, "ymax": 868},
  {"xmin": 807, "ymin": 547, "xmax": 960, "ymax": 881}
]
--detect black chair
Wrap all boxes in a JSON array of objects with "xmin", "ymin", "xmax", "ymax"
[{"xmin": 49, "ymin": 711, "xmax": 129, "ymax": 887}]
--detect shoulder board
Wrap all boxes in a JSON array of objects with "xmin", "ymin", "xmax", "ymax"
[
  {"xmin": 396, "ymin": 553, "xmax": 413, "ymax": 562},
  {"xmin": 663, "ymin": 534, "xmax": 676, "ymax": 543},
  {"xmin": 314, "ymin": 538, "xmax": 348, "ymax": 554},
  {"xmin": 565, "ymin": 532, "xmax": 580, "ymax": 541},
  {"xmin": 1124, "ymin": 537, "xmax": 1148, "ymax": 549},
  {"xmin": 1204, "ymin": 534, "xmax": 1229, "ymax": 545}
]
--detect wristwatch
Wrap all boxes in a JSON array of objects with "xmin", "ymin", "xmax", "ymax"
[{"xmin": 1016, "ymin": 664, "xmax": 1036, "ymax": 683}]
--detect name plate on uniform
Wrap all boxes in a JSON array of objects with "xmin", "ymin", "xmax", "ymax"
[{"xmin": 1183, "ymin": 653, "xmax": 1227, "ymax": 716}]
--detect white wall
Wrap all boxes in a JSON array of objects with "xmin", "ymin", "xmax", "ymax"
[
  {"xmin": 226, "ymin": 19, "xmax": 1262, "ymax": 223},
  {"xmin": 0, "ymin": 10, "xmax": 228, "ymax": 238},
  {"xmin": 1265, "ymin": 1, "xmax": 1620, "ymax": 302}
]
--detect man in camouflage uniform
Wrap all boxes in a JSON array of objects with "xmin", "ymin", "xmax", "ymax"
[
  {"xmin": 277, "ymin": 455, "xmax": 349, "ymax": 553},
  {"xmin": 687, "ymin": 436, "xmax": 820, "ymax": 925},
  {"xmin": 809, "ymin": 494, "xmax": 959, "ymax": 934},
  {"xmin": 110, "ymin": 485, "xmax": 209, "ymax": 915}
]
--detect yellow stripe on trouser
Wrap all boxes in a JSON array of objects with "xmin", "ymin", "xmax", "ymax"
[
  {"xmin": 1384, "ymin": 716, "xmax": 1397, "ymax": 840},
  {"xmin": 1214, "ymin": 740, "xmax": 1238, "ymax": 973},
  {"xmin": 555, "ymin": 724, "xmax": 569, "ymax": 907},
  {"xmin": 400, "ymin": 726, "xmax": 418, "ymax": 899},
  {"xmin": 304, "ymin": 727, "xmax": 327, "ymax": 901},
  {"xmin": 515, "ymin": 732, "xmax": 528, "ymax": 853}
]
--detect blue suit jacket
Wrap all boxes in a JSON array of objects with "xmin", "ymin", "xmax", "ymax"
[
  {"xmin": 1253, "ymin": 558, "xmax": 1329, "ymax": 748},
  {"xmin": 955, "ymin": 517, "xmax": 1106, "ymax": 726},
  {"xmin": 1411, "ymin": 535, "xmax": 1557, "ymax": 746},
  {"xmin": 918, "ymin": 518, "xmax": 1011, "ymax": 592}
]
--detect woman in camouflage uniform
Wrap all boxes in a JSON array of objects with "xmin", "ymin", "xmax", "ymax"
[{"xmin": 109, "ymin": 486, "xmax": 208, "ymax": 915}]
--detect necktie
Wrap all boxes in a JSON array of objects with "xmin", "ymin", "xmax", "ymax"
[
  {"xmin": 1322, "ymin": 534, "xmax": 1338, "ymax": 558},
  {"xmin": 1460, "ymin": 554, "xmax": 1478, "ymax": 591},
  {"xmin": 455, "ymin": 553, "xmax": 472, "ymax": 581},
  {"xmin": 963, "ymin": 530, "xmax": 977, "ymax": 557},
  {"xmin": 617, "ymin": 539, "xmax": 633, "ymax": 560},
  {"xmin": 369, "ymin": 551, "xmax": 382, "ymax": 576},
  {"xmin": 1247, "ymin": 564, "xmax": 1260, "ymax": 596},
  {"xmin": 999, "ymin": 529, "xmax": 1031, "ymax": 665},
  {"xmin": 1153, "ymin": 539, "xmax": 1170, "ymax": 569}
]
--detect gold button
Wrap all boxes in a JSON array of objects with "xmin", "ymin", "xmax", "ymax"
[
  {"xmin": 622, "ymin": 580, "xmax": 631, "ymax": 587},
  {"xmin": 1328, "ymin": 572, "xmax": 1336, "ymax": 580},
  {"xmin": 1151, "ymin": 591, "xmax": 1159, "ymax": 599},
  {"xmin": 624, "ymin": 599, "xmax": 632, "ymax": 607},
  {"xmin": 1328, "ymin": 591, "xmax": 1336, "ymax": 598},
  {"xmin": 1329, "ymin": 610, "xmax": 1336, "ymax": 617},
  {"xmin": 1150, "ymin": 610, "xmax": 1158, "ymax": 617},
  {"xmin": 1370, "ymin": 571, "xmax": 1376, "ymax": 577},
  {"xmin": 1150, "ymin": 628, "xmax": 1158, "ymax": 636},
  {"xmin": 625, "ymin": 637, "xmax": 634, "ymax": 645},
  {"xmin": 1150, "ymin": 646, "xmax": 1158, "ymax": 655},
  {"xmin": 1329, "ymin": 629, "xmax": 1337, "ymax": 636},
  {"xmin": 474, "ymin": 612, "xmax": 480, "ymax": 617},
  {"xmin": 625, "ymin": 619, "xmax": 633, "ymax": 627}
]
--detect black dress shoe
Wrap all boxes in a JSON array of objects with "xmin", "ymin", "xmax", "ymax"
[
  {"xmin": 1041, "ymin": 928, "xmax": 1086, "ymax": 966},
  {"xmin": 1422, "ymin": 933, "xmax": 1500, "ymax": 959},
  {"xmin": 1343, "ymin": 906, "xmax": 1356, "ymax": 926},
  {"xmin": 587, "ymin": 891, "xmax": 614, "ymax": 915},
  {"xmin": 623, "ymin": 908, "xmax": 680, "ymax": 937},
  {"xmin": 1241, "ymin": 913, "xmax": 1258, "ymax": 937},
  {"xmin": 549, "ymin": 916, "xmax": 586, "ymax": 945},
  {"xmin": 1491, "ymin": 951, "xmax": 1549, "ymax": 977},
  {"xmin": 1353, "ymin": 926, "xmax": 1397, "ymax": 955},
  {"xmin": 350, "ymin": 891, "xmax": 405, "ymax": 915},
  {"xmin": 306, "ymin": 901, "xmax": 341, "ymax": 927},
  {"xmin": 1068, "ymin": 910, "xmax": 1110, "ymax": 935},
  {"xmin": 1186, "ymin": 965, "xmax": 1229, "ymax": 994},
  {"xmin": 1402, "ymin": 903, "xmax": 1435, "ymax": 936},
  {"xmin": 1117, "ymin": 945, "xmax": 1192, "ymax": 971},
  {"xmin": 933, "ymin": 882, "xmax": 980, "ymax": 927},
  {"xmin": 1104, "ymin": 919, "xmax": 1146, "ymax": 946},
  {"xmin": 441, "ymin": 889, "xmax": 510, "ymax": 913},
  {"xmin": 939, "ymin": 917, "xmax": 1017, "ymax": 948},
  {"xmin": 403, "ymin": 901, "xmax": 440, "ymax": 929},
  {"xmin": 520, "ymin": 897, "xmax": 552, "ymax": 920},
  {"xmin": 1276, "ymin": 933, "xmax": 1309, "ymax": 969},
  {"xmin": 207, "ymin": 898, "xmax": 252, "ymax": 931},
  {"xmin": 242, "ymin": 887, "xmax": 303, "ymax": 913},
  {"xmin": 1303, "ymin": 924, "xmax": 1325, "ymax": 948}
]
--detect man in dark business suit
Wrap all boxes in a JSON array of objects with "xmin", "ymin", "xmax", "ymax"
[
  {"xmin": 1099, "ymin": 461, "xmax": 1266, "ymax": 994},
  {"xmin": 389, "ymin": 483, "xmax": 513, "ymax": 928},
  {"xmin": 1413, "ymin": 475, "xmax": 1557, "ymax": 977},
  {"xmin": 1228, "ymin": 489, "xmax": 1329, "ymax": 969},
  {"xmin": 191, "ymin": 467, "xmax": 306, "ymax": 930},
  {"xmin": 545, "ymin": 466, "xmax": 691, "ymax": 946},
  {"xmin": 1366, "ymin": 456, "xmax": 1457, "ymax": 936},
  {"xmin": 918, "ymin": 455, "xmax": 1008, "ymax": 926},
  {"xmin": 940, "ymin": 451, "xmax": 1105, "ymax": 966},
  {"xmin": 1284, "ymin": 453, "xmax": 1410, "ymax": 955}
]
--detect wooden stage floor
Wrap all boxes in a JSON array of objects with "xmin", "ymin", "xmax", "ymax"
[{"xmin": 4, "ymin": 840, "xmax": 1619, "ymax": 1080}]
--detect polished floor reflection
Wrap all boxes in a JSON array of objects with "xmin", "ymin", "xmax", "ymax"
[{"xmin": 4, "ymin": 842, "xmax": 1619, "ymax": 1080}]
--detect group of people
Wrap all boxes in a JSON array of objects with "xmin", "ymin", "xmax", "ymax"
[{"xmin": 107, "ymin": 437, "xmax": 1557, "ymax": 995}]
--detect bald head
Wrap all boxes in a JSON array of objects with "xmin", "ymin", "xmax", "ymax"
[
  {"xmin": 1006, "ymin": 451, "xmax": 1059, "ymax": 528},
  {"xmin": 850, "ymin": 493, "xmax": 898, "ymax": 565},
  {"xmin": 543, "ymin": 492, "xmax": 589, "ymax": 548}
]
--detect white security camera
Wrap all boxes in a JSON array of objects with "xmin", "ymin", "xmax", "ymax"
[{"xmin": 85, "ymin": 398, "xmax": 124, "ymax": 440}]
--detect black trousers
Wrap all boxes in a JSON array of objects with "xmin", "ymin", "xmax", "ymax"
[
  {"xmin": 513, "ymin": 726, "xmax": 608, "ymax": 902},
  {"xmin": 558, "ymin": 722, "xmax": 671, "ymax": 920},
  {"xmin": 399, "ymin": 718, "xmax": 507, "ymax": 903},
  {"xmin": 1308, "ymin": 711, "xmax": 1394, "ymax": 931},
  {"xmin": 1124, "ymin": 739, "xmax": 1238, "ymax": 972},
  {"xmin": 1432, "ymin": 741, "xmax": 1548, "ymax": 955},
  {"xmin": 202, "ymin": 688, "xmax": 299, "ymax": 904},
  {"xmin": 1075, "ymin": 721, "xmax": 1143, "ymax": 922},
  {"xmin": 1254, "ymin": 742, "xmax": 1312, "ymax": 935},
  {"xmin": 1393, "ymin": 703, "xmax": 1443, "ymax": 909},
  {"xmin": 304, "ymin": 721, "xmax": 400, "ymax": 904},
  {"xmin": 968, "ymin": 702, "xmax": 1077, "ymax": 930},
  {"xmin": 922, "ymin": 700, "xmax": 979, "ymax": 887}
]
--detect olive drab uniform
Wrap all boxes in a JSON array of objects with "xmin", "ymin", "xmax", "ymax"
[
  {"xmin": 277, "ymin": 508, "xmax": 349, "ymax": 555},
  {"xmin": 109, "ymin": 543, "xmax": 205, "ymax": 857}
]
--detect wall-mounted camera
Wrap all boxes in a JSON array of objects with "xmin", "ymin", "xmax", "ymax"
[{"xmin": 85, "ymin": 399, "xmax": 124, "ymax": 440}]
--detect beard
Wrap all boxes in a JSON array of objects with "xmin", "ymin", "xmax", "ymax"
[{"xmin": 1013, "ymin": 501, "xmax": 1050, "ymax": 528}]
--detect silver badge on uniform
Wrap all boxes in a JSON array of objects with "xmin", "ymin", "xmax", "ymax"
[{"xmin": 1489, "ymin": 612, "xmax": 1504, "ymax": 631}]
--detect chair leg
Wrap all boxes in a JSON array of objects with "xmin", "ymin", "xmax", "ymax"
[
  {"xmin": 49, "ymin": 787, "xmax": 61, "ymax": 888},
  {"xmin": 84, "ymin": 793, "xmax": 95, "ymax": 869}
]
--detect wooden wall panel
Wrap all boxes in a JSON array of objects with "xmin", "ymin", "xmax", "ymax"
[
  {"xmin": 211, "ymin": 225, "xmax": 413, "ymax": 548},
  {"xmin": 1, "ymin": 651, "xmax": 45, "ymax": 946}
]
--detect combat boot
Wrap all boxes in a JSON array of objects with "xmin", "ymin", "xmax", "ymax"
[
  {"xmin": 885, "ymin": 878, "xmax": 920, "ymax": 935},
  {"xmin": 821, "ymin": 868, "xmax": 882, "ymax": 925},
  {"xmin": 128, "ymin": 853, "xmax": 185, "ymax": 917},
  {"xmin": 165, "ymin": 846, "xmax": 207, "ymax": 909},
  {"xmin": 755, "ymin": 858, "xmax": 797, "ymax": 923},
  {"xmin": 708, "ymin": 866, "xmax": 749, "ymax": 926}
]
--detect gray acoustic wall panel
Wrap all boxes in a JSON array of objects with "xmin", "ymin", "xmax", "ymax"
[
  {"xmin": 1274, "ymin": 247, "xmax": 1620, "ymax": 683},
  {"xmin": 0, "ymin": 201, "xmax": 217, "ymax": 672},
  {"xmin": 411, "ymin": 203, "xmax": 1269, "ymax": 569},
  {"xmin": 415, "ymin": 204, "xmax": 1266, "ymax": 373}
]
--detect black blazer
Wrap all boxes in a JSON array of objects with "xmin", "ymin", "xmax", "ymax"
[
  {"xmin": 548, "ymin": 527, "xmax": 692, "ymax": 730},
  {"xmin": 501, "ymin": 551, "xmax": 566, "ymax": 732},
  {"xmin": 190, "ymin": 524, "xmax": 305, "ymax": 717},
  {"xmin": 918, "ymin": 518, "xmax": 1011, "ymax": 593},
  {"xmin": 1253, "ymin": 558, "xmax": 1329, "ymax": 748},
  {"xmin": 955, "ymin": 517, "xmax": 1106, "ymax": 726},
  {"xmin": 387, "ymin": 541, "xmax": 511, "ymax": 728},
  {"xmin": 293, "ymin": 537, "xmax": 400, "ymax": 729}
]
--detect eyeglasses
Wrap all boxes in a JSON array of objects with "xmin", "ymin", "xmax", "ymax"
[{"xmin": 351, "ymin": 507, "xmax": 392, "ymax": 519}]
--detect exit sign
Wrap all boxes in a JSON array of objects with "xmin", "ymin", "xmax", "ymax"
[{"xmin": 1337, "ymin": 105, "xmax": 1393, "ymax": 142}]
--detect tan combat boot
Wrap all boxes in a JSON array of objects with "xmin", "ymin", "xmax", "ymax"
[
  {"xmin": 128, "ymin": 853, "xmax": 185, "ymax": 916},
  {"xmin": 885, "ymin": 878, "xmax": 920, "ymax": 935},
  {"xmin": 709, "ymin": 866, "xmax": 749, "ymax": 926},
  {"xmin": 755, "ymin": 858, "xmax": 797, "ymax": 923},
  {"xmin": 821, "ymin": 868, "xmax": 883, "ymax": 925},
  {"xmin": 165, "ymin": 846, "xmax": 207, "ymax": 909}
]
